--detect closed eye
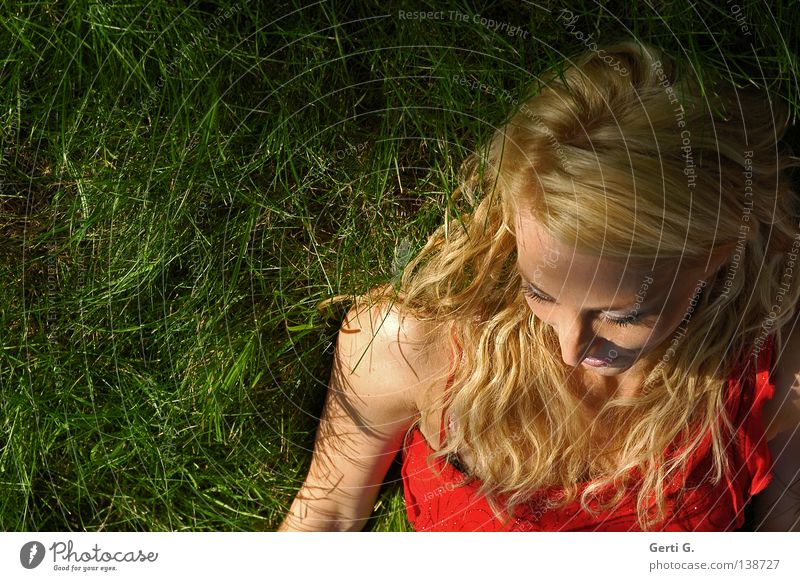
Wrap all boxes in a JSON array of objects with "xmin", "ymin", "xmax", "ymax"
[{"xmin": 521, "ymin": 283, "xmax": 642, "ymax": 328}]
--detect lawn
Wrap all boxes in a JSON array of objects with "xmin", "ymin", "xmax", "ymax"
[{"xmin": 1, "ymin": 0, "xmax": 798, "ymax": 531}]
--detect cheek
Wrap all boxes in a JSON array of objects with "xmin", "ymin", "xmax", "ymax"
[
  {"xmin": 624, "ymin": 327, "xmax": 666, "ymax": 353},
  {"xmin": 633, "ymin": 312, "xmax": 685, "ymax": 353}
]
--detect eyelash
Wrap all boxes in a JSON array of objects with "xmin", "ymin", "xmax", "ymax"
[{"xmin": 521, "ymin": 284, "xmax": 639, "ymax": 328}]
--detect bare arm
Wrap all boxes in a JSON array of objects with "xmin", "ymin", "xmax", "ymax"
[
  {"xmin": 751, "ymin": 309, "xmax": 800, "ymax": 531},
  {"xmin": 751, "ymin": 424, "xmax": 800, "ymax": 531},
  {"xmin": 277, "ymin": 300, "xmax": 434, "ymax": 531}
]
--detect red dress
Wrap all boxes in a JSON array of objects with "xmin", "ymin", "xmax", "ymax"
[{"xmin": 400, "ymin": 334, "xmax": 777, "ymax": 531}]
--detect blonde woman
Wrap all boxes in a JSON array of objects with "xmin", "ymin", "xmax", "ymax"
[{"xmin": 279, "ymin": 40, "xmax": 800, "ymax": 532}]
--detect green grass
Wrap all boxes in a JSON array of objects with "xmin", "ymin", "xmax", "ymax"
[{"xmin": 0, "ymin": 0, "xmax": 798, "ymax": 531}]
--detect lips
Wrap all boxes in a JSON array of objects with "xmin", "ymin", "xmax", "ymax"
[
  {"xmin": 581, "ymin": 357, "xmax": 609, "ymax": 367},
  {"xmin": 581, "ymin": 351, "xmax": 626, "ymax": 367}
]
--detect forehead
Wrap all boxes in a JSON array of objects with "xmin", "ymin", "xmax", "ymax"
[{"xmin": 514, "ymin": 211, "xmax": 680, "ymax": 296}]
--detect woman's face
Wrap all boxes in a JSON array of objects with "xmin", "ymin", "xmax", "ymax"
[{"xmin": 514, "ymin": 211, "xmax": 725, "ymax": 377}]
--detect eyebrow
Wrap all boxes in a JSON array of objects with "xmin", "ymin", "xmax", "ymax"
[{"xmin": 517, "ymin": 262, "xmax": 657, "ymax": 316}]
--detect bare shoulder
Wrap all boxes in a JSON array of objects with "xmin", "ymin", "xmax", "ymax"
[
  {"xmin": 278, "ymin": 299, "xmax": 453, "ymax": 530},
  {"xmin": 340, "ymin": 298, "xmax": 453, "ymax": 418}
]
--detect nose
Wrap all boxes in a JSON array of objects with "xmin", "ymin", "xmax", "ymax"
[{"xmin": 553, "ymin": 313, "xmax": 599, "ymax": 367}]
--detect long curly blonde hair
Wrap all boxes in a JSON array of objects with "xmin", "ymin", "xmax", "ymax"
[{"xmin": 320, "ymin": 39, "xmax": 800, "ymax": 529}]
